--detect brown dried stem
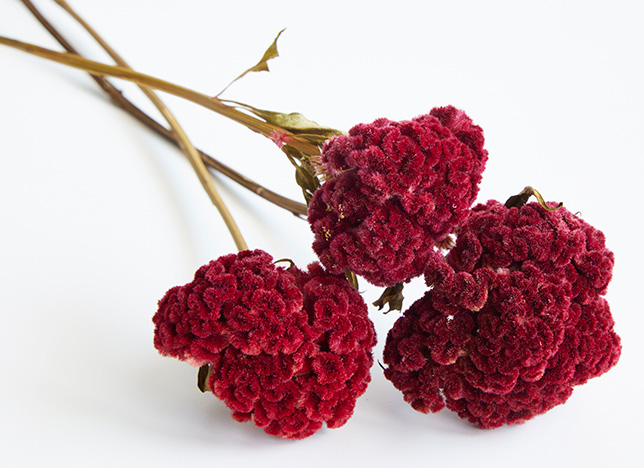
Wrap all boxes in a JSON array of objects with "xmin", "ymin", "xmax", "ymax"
[
  {"xmin": 504, "ymin": 186, "xmax": 563, "ymax": 211},
  {"xmin": 19, "ymin": 0, "xmax": 307, "ymax": 219},
  {"xmin": 0, "ymin": 35, "xmax": 322, "ymax": 156},
  {"xmin": 48, "ymin": 0, "xmax": 248, "ymax": 251}
]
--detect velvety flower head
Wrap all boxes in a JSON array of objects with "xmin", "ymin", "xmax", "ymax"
[
  {"xmin": 308, "ymin": 106, "xmax": 488, "ymax": 287},
  {"xmin": 384, "ymin": 283, "xmax": 621, "ymax": 428},
  {"xmin": 445, "ymin": 200, "xmax": 615, "ymax": 304},
  {"xmin": 384, "ymin": 201, "xmax": 621, "ymax": 428},
  {"xmin": 153, "ymin": 249, "xmax": 376, "ymax": 439}
]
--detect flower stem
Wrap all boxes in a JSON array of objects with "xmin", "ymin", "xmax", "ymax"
[
  {"xmin": 51, "ymin": 0, "xmax": 249, "ymax": 251},
  {"xmin": 19, "ymin": 0, "xmax": 307, "ymax": 218},
  {"xmin": 0, "ymin": 35, "xmax": 321, "ymax": 157},
  {"xmin": 11, "ymin": 2, "xmax": 245, "ymax": 250},
  {"xmin": 504, "ymin": 186, "xmax": 563, "ymax": 211}
]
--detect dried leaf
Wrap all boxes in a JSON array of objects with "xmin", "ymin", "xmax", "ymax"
[
  {"xmin": 295, "ymin": 166, "xmax": 314, "ymax": 198},
  {"xmin": 373, "ymin": 283, "xmax": 405, "ymax": 313},
  {"xmin": 242, "ymin": 107, "xmax": 326, "ymax": 130},
  {"xmin": 246, "ymin": 28, "xmax": 284, "ymax": 73},
  {"xmin": 345, "ymin": 269, "xmax": 359, "ymax": 290},
  {"xmin": 197, "ymin": 364, "xmax": 211, "ymax": 393},
  {"xmin": 216, "ymin": 29, "xmax": 286, "ymax": 97},
  {"xmin": 222, "ymin": 100, "xmax": 344, "ymax": 150},
  {"xmin": 279, "ymin": 145, "xmax": 320, "ymax": 203},
  {"xmin": 294, "ymin": 160, "xmax": 320, "ymax": 203}
]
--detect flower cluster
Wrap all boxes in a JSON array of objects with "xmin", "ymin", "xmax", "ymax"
[
  {"xmin": 153, "ymin": 249, "xmax": 376, "ymax": 439},
  {"xmin": 0, "ymin": 2, "xmax": 621, "ymax": 435},
  {"xmin": 383, "ymin": 200, "xmax": 621, "ymax": 428},
  {"xmin": 308, "ymin": 106, "xmax": 488, "ymax": 287}
]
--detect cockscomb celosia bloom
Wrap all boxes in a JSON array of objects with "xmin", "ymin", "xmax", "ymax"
[
  {"xmin": 445, "ymin": 200, "xmax": 615, "ymax": 304},
  {"xmin": 383, "ymin": 201, "xmax": 621, "ymax": 428},
  {"xmin": 153, "ymin": 249, "xmax": 376, "ymax": 439},
  {"xmin": 308, "ymin": 106, "xmax": 488, "ymax": 287}
]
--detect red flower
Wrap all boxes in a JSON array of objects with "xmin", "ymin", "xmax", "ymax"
[
  {"xmin": 308, "ymin": 106, "xmax": 488, "ymax": 287},
  {"xmin": 153, "ymin": 250, "xmax": 376, "ymax": 439},
  {"xmin": 383, "ymin": 201, "xmax": 621, "ymax": 428},
  {"xmin": 446, "ymin": 200, "xmax": 615, "ymax": 303}
]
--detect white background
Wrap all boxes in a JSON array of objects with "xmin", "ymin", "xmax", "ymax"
[{"xmin": 1, "ymin": 1, "xmax": 642, "ymax": 467}]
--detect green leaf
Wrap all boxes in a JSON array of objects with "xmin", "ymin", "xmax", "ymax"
[{"xmin": 216, "ymin": 29, "xmax": 286, "ymax": 97}]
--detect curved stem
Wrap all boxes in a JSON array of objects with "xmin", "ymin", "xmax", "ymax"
[
  {"xmin": 504, "ymin": 186, "xmax": 563, "ymax": 211},
  {"xmin": 49, "ymin": 0, "xmax": 247, "ymax": 251},
  {"xmin": 0, "ymin": 35, "xmax": 320, "ymax": 157},
  {"xmin": 18, "ymin": 0, "xmax": 307, "ymax": 219}
]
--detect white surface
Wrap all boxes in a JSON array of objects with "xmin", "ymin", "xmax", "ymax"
[{"xmin": 1, "ymin": 1, "xmax": 642, "ymax": 467}]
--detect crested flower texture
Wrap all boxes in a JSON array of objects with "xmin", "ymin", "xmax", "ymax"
[
  {"xmin": 383, "ymin": 201, "xmax": 621, "ymax": 428},
  {"xmin": 153, "ymin": 249, "xmax": 376, "ymax": 439},
  {"xmin": 308, "ymin": 106, "xmax": 488, "ymax": 287}
]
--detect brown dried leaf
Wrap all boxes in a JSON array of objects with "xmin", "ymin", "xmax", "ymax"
[
  {"xmin": 373, "ymin": 283, "xmax": 405, "ymax": 313},
  {"xmin": 197, "ymin": 364, "xmax": 211, "ymax": 393},
  {"xmin": 345, "ymin": 269, "xmax": 359, "ymax": 290}
]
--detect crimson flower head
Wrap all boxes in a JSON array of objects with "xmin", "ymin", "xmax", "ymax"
[
  {"xmin": 446, "ymin": 200, "xmax": 615, "ymax": 304},
  {"xmin": 153, "ymin": 249, "xmax": 376, "ymax": 439},
  {"xmin": 384, "ymin": 200, "xmax": 621, "ymax": 428},
  {"xmin": 308, "ymin": 106, "xmax": 488, "ymax": 287}
]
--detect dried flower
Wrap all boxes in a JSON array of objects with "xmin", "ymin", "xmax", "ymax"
[
  {"xmin": 153, "ymin": 249, "xmax": 376, "ymax": 439},
  {"xmin": 445, "ymin": 200, "xmax": 615, "ymax": 303},
  {"xmin": 308, "ymin": 106, "xmax": 488, "ymax": 287},
  {"xmin": 383, "ymin": 201, "xmax": 621, "ymax": 428}
]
